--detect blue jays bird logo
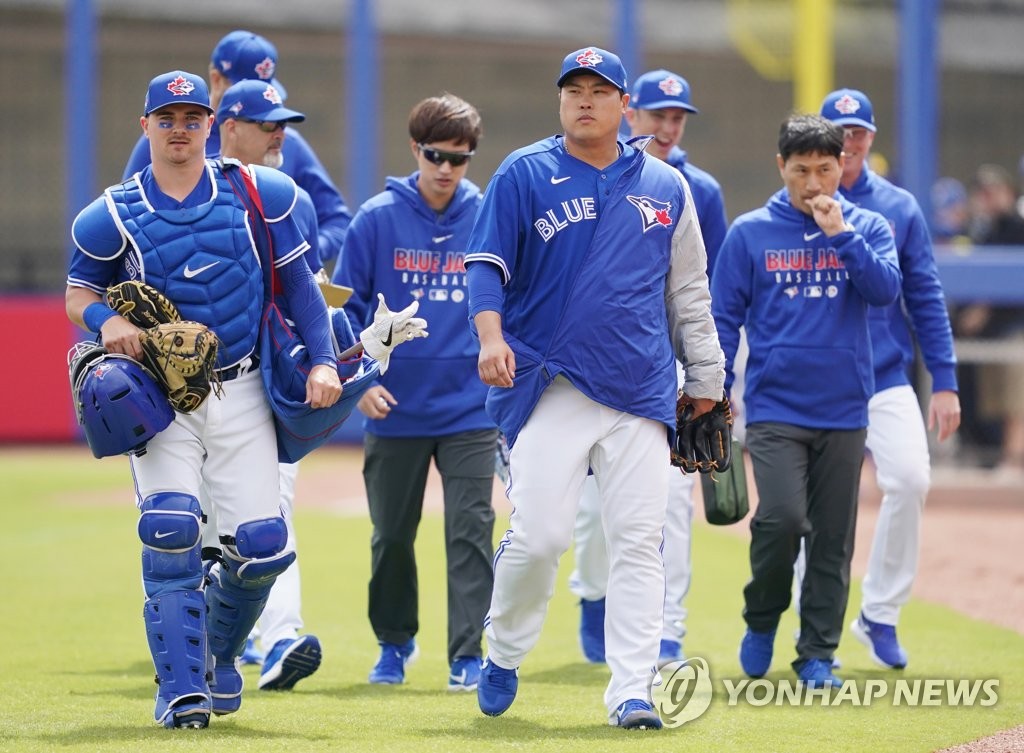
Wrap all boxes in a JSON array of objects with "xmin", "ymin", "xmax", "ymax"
[
  {"xmin": 576, "ymin": 49, "xmax": 603, "ymax": 67},
  {"xmin": 255, "ymin": 57, "xmax": 276, "ymax": 81},
  {"xmin": 626, "ymin": 195, "xmax": 674, "ymax": 233},
  {"xmin": 166, "ymin": 76, "xmax": 195, "ymax": 97},
  {"xmin": 262, "ymin": 84, "xmax": 283, "ymax": 105},
  {"xmin": 834, "ymin": 94, "xmax": 862, "ymax": 115},
  {"xmin": 658, "ymin": 76, "xmax": 683, "ymax": 96}
]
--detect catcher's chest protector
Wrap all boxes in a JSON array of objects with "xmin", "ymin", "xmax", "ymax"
[{"xmin": 105, "ymin": 171, "xmax": 263, "ymax": 367}]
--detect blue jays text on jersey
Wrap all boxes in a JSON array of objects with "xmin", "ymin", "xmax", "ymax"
[{"xmin": 394, "ymin": 248, "xmax": 467, "ymax": 288}]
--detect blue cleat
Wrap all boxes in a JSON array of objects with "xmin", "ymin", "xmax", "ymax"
[
  {"xmin": 613, "ymin": 699, "xmax": 663, "ymax": 730},
  {"xmin": 739, "ymin": 627, "xmax": 776, "ymax": 678},
  {"xmin": 851, "ymin": 612, "xmax": 908, "ymax": 669},
  {"xmin": 258, "ymin": 635, "xmax": 322, "ymax": 690},
  {"xmin": 797, "ymin": 657, "xmax": 843, "ymax": 688},
  {"xmin": 155, "ymin": 696, "xmax": 211, "ymax": 729},
  {"xmin": 579, "ymin": 597, "xmax": 606, "ymax": 663},
  {"xmin": 448, "ymin": 656, "xmax": 482, "ymax": 692},
  {"xmin": 368, "ymin": 639, "xmax": 418, "ymax": 685},
  {"xmin": 477, "ymin": 657, "xmax": 518, "ymax": 716}
]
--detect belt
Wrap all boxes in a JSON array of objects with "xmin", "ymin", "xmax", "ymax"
[{"xmin": 217, "ymin": 354, "xmax": 260, "ymax": 382}]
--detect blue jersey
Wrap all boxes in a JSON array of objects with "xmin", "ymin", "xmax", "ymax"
[
  {"xmin": 68, "ymin": 161, "xmax": 334, "ymax": 370},
  {"xmin": 665, "ymin": 146, "xmax": 728, "ymax": 276},
  {"xmin": 465, "ymin": 135, "xmax": 725, "ymax": 447},
  {"xmin": 839, "ymin": 167, "xmax": 958, "ymax": 394},
  {"xmin": 124, "ymin": 125, "xmax": 351, "ymax": 268},
  {"xmin": 711, "ymin": 189, "xmax": 902, "ymax": 430},
  {"xmin": 333, "ymin": 173, "xmax": 493, "ymax": 437}
]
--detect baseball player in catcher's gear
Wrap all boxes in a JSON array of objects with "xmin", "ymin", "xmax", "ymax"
[
  {"xmin": 712, "ymin": 113, "xmax": 902, "ymax": 690},
  {"xmin": 790, "ymin": 89, "xmax": 961, "ymax": 671},
  {"xmin": 465, "ymin": 47, "xmax": 725, "ymax": 730},
  {"xmin": 331, "ymin": 93, "xmax": 497, "ymax": 692},
  {"xmin": 568, "ymin": 67, "xmax": 730, "ymax": 668},
  {"xmin": 64, "ymin": 70, "xmax": 346, "ymax": 730},
  {"xmin": 122, "ymin": 30, "xmax": 352, "ymax": 270}
]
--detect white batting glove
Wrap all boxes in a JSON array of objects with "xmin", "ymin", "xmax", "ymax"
[{"xmin": 359, "ymin": 293, "xmax": 428, "ymax": 373}]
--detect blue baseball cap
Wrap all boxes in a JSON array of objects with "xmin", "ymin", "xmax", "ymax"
[
  {"xmin": 557, "ymin": 47, "xmax": 627, "ymax": 92},
  {"xmin": 211, "ymin": 30, "xmax": 287, "ymax": 99},
  {"xmin": 630, "ymin": 69, "xmax": 699, "ymax": 113},
  {"xmin": 143, "ymin": 70, "xmax": 213, "ymax": 116},
  {"xmin": 216, "ymin": 80, "xmax": 305, "ymax": 124},
  {"xmin": 820, "ymin": 88, "xmax": 877, "ymax": 132}
]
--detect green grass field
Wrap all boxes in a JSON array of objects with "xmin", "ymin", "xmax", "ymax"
[{"xmin": 0, "ymin": 450, "xmax": 1021, "ymax": 753}]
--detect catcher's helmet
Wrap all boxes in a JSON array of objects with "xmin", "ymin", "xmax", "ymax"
[{"xmin": 68, "ymin": 342, "xmax": 174, "ymax": 458}]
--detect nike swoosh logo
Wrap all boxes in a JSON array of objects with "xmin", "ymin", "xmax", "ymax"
[
  {"xmin": 154, "ymin": 531, "xmax": 175, "ymax": 539},
  {"xmin": 432, "ymin": 234, "xmax": 454, "ymax": 244},
  {"xmin": 550, "ymin": 176, "xmax": 571, "ymax": 185},
  {"xmin": 803, "ymin": 231, "xmax": 823, "ymax": 241},
  {"xmin": 183, "ymin": 261, "xmax": 220, "ymax": 278},
  {"xmin": 381, "ymin": 324, "xmax": 394, "ymax": 347}
]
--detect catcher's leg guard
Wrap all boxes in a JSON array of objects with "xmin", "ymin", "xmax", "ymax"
[
  {"xmin": 138, "ymin": 493, "xmax": 210, "ymax": 728},
  {"xmin": 205, "ymin": 516, "xmax": 295, "ymax": 715}
]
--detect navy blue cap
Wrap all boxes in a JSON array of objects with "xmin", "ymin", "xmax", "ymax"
[
  {"xmin": 820, "ymin": 88, "xmax": 876, "ymax": 132},
  {"xmin": 557, "ymin": 47, "xmax": 627, "ymax": 91}
]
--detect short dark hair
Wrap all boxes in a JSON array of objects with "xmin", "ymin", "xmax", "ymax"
[
  {"xmin": 778, "ymin": 113, "xmax": 844, "ymax": 162},
  {"xmin": 408, "ymin": 93, "xmax": 482, "ymax": 151}
]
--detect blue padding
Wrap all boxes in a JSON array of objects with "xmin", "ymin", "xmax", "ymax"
[
  {"xmin": 234, "ymin": 516, "xmax": 288, "ymax": 559},
  {"xmin": 143, "ymin": 589, "xmax": 210, "ymax": 726},
  {"xmin": 205, "ymin": 517, "xmax": 295, "ymax": 661},
  {"xmin": 139, "ymin": 493, "xmax": 203, "ymax": 596}
]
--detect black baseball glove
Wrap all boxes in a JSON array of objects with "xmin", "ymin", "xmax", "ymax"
[
  {"xmin": 670, "ymin": 394, "xmax": 734, "ymax": 474},
  {"xmin": 106, "ymin": 280, "xmax": 182, "ymax": 328}
]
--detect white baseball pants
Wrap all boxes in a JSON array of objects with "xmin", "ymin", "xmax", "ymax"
[
  {"xmin": 485, "ymin": 377, "xmax": 668, "ymax": 715},
  {"xmin": 570, "ymin": 469, "xmax": 694, "ymax": 641},
  {"xmin": 131, "ymin": 371, "xmax": 281, "ymax": 534}
]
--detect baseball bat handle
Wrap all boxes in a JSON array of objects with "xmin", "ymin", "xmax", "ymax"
[{"xmin": 338, "ymin": 342, "xmax": 365, "ymax": 361}]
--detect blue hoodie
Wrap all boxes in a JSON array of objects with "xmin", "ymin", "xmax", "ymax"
[
  {"xmin": 332, "ymin": 173, "xmax": 493, "ymax": 437},
  {"xmin": 712, "ymin": 189, "xmax": 902, "ymax": 430},
  {"xmin": 839, "ymin": 167, "xmax": 958, "ymax": 394}
]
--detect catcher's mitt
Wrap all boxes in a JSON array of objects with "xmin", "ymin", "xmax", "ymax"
[
  {"xmin": 106, "ymin": 280, "xmax": 181, "ymax": 328},
  {"xmin": 670, "ymin": 394, "xmax": 734, "ymax": 474},
  {"xmin": 138, "ymin": 321, "xmax": 221, "ymax": 413}
]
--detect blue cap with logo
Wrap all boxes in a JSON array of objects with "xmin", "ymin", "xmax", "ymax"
[
  {"xmin": 820, "ymin": 88, "xmax": 876, "ymax": 132},
  {"xmin": 557, "ymin": 47, "xmax": 628, "ymax": 92},
  {"xmin": 211, "ymin": 30, "xmax": 287, "ymax": 99},
  {"xmin": 216, "ymin": 80, "xmax": 305, "ymax": 124},
  {"xmin": 630, "ymin": 69, "xmax": 699, "ymax": 113},
  {"xmin": 143, "ymin": 70, "xmax": 213, "ymax": 116}
]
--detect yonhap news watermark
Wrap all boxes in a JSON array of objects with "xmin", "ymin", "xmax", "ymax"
[{"xmin": 650, "ymin": 658, "xmax": 1000, "ymax": 728}]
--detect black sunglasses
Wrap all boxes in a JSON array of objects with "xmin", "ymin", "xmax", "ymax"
[
  {"xmin": 418, "ymin": 143, "xmax": 474, "ymax": 167},
  {"xmin": 236, "ymin": 118, "xmax": 287, "ymax": 133}
]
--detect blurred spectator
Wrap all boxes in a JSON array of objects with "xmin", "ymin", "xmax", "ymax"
[
  {"xmin": 930, "ymin": 177, "xmax": 971, "ymax": 246},
  {"xmin": 954, "ymin": 164, "xmax": 1024, "ymax": 474}
]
